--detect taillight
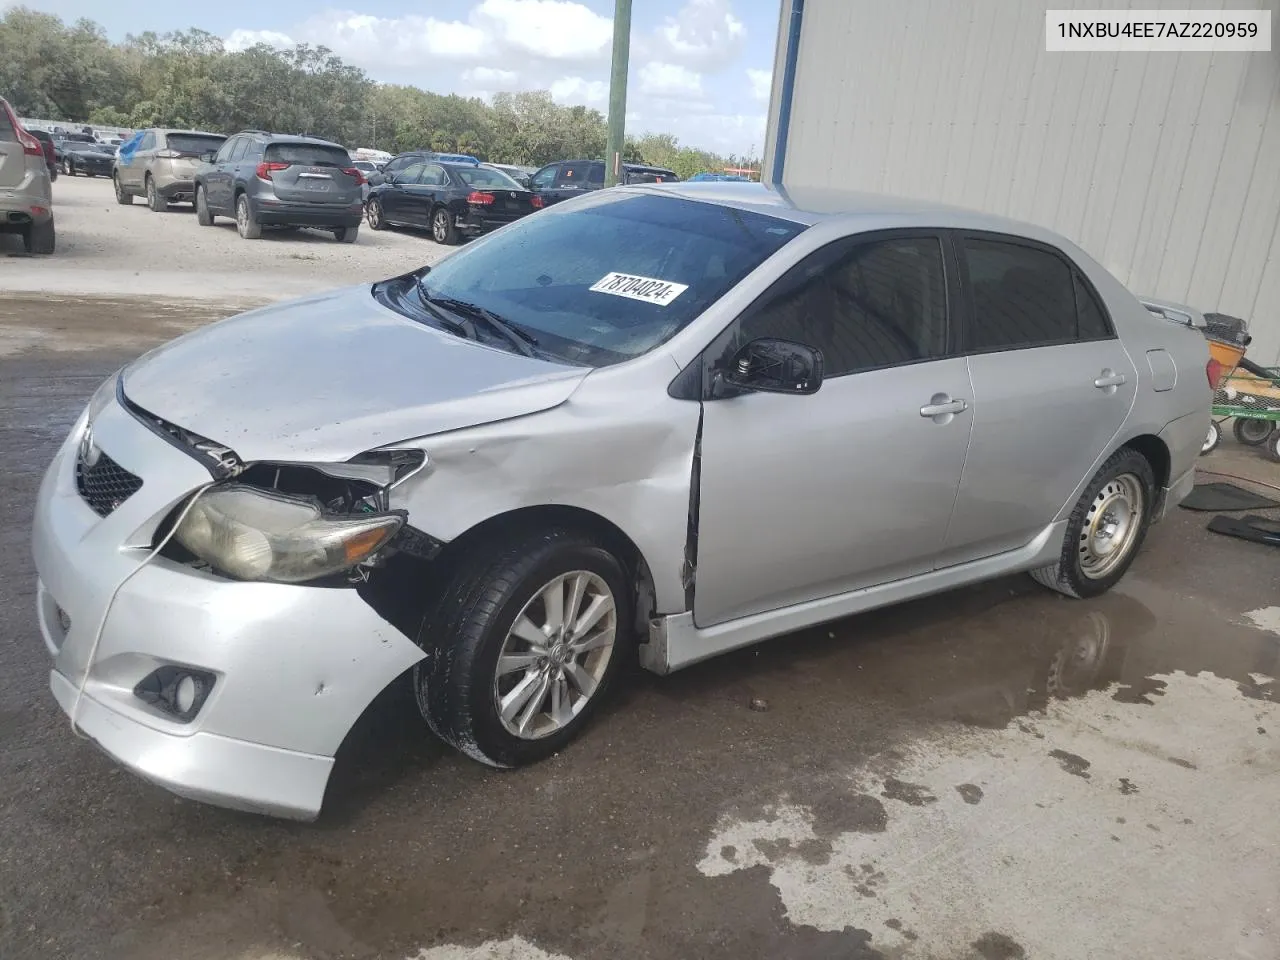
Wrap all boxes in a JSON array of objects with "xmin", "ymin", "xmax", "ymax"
[
  {"xmin": 1206, "ymin": 357, "xmax": 1225, "ymax": 389},
  {"xmin": 255, "ymin": 161, "xmax": 289, "ymax": 180},
  {"xmin": 17, "ymin": 128, "xmax": 43, "ymax": 158},
  {"xmin": 530, "ymin": 194, "xmax": 544, "ymax": 209},
  {"xmin": 467, "ymin": 191, "xmax": 496, "ymax": 205},
  {"xmin": 341, "ymin": 166, "xmax": 366, "ymax": 185}
]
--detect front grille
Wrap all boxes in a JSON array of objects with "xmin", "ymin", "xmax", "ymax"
[{"xmin": 76, "ymin": 449, "xmax": 143, "ymax": 517}]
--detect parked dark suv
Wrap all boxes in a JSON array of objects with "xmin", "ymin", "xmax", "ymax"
[
  {"xmin": 194, "ymin": 131, "xmax": 365, "ymax": 242},
  {"xmin": 526, "ymin": 160, "xmax": 679, "ymax": 206},
  {"xmin": 365, "ymin": 158, "xmax": 536, "ymax": 244}
]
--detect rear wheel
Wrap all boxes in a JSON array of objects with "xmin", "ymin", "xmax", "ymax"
[
  {"xmin": 431, "ymin": 206, "xmax": 459, "ymax": 245},
  {"xmin": 1030, "ymin": 447, "xmax": 1155, "ymax": 599},
  {"xmin": 145, "ymin": 175, "xmax": 166, "ymax": 212},
  {"xmin": 235, "ymin": 194, "xmax": 261, "ymax": 239},
  {"xmin": 366, "ymin": 198, "xmax": 385, "ymax": 230},
  {"xmin": 113, "ymin": 173, "xmax": 132, "ymax": 205},
  {"xmin": 195, "ymin": 185, "xmax": 214, "ymax": 225},
  {"xmin": 415, "ymin": 529, "xmax": 632, "ymax": 768},
  {"xmin": 334, "ymin": 224, "xmax": 359, "ymax": 243},
  {"xmin": 23, "ymin": 218, "xmax": 55, "ymax": 255},
  {"xmin": 1233, "ymin": 418, "xmax": 1275, "ymax": 446}
]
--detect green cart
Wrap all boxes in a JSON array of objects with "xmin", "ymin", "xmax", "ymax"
[{"xmin": 1203, "ymin": 358, "xmax": 1280, "ymax": 462}]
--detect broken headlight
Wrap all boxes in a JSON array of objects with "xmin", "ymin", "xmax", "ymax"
[{"xmin": 173, "ymin": 484, "xmax": 403, "ymax": 583}]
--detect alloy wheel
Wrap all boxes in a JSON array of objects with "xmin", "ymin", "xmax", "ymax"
[
  {"xmin": 433, "ymin": 210, "xmax": 448, "ymax": 242},
  {"xmin": 492, "ymin": 571, "xmax": 617, "ymax": 740},
  {"xmin": 366, "ymin": 199, "xmax": 382, "ymax": 229},
  {"xmin": 1079, "ymin": 473, "xmax": 1144, "ymax": 580}
]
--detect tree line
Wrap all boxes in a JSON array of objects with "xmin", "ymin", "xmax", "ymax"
[{"xmin": 0, "ymin": 7, "xmax": 760, "ymax": 177}]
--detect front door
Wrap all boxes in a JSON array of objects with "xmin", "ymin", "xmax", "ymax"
[
  {"xmin": 939, "ymin": 233, "xmax": 1139, "ymax": 566},
  {"xmin": 379, "ymin": 161, "xmax": 426, "ymax": 224},
  {"xmin": 694, "ymin": 232, "xmax": 973, "ymax": 627}
]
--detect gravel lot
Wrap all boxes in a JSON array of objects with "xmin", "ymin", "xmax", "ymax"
[
  {"xmin": 0, "ymin": 174, "xmax": 446, "ymax": 301},
  {"xmin": 0, "ymin": 175, "xmax": 1278, "ymax": 960}
]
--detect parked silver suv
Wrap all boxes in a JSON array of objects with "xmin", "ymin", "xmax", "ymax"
[
  {"xmin": 32, "ymin": 183, "xmax": 1209, "ymax": 818},
  {"xmin": 113, "ymin": 128, "xmax": 227, "ymax": 210},
  {"xmin": 0, "ymin": 96, "xmax": 54, "ymax": 253}
]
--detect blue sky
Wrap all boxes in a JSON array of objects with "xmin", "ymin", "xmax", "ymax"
[{"xmin": 22, "ymin": 0, "xmax": 779, "ymax": 155}]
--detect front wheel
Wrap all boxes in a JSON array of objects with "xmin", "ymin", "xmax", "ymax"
[
  {"xmin": 63, "ymin": 159, "xmax": 74, "ymax": 176},
  {"xmin": 1233, "ymin": 418, "xmax": 1275, "ymax": 447},
  {"xmin": 1030, "ymin": 447, "xmax": 1155, "ymax": 599},
  {"xmin": 431, "ymin": 206, "xmax": 459, "ymax": 245},
  {"xmin": 415, "ymin": 529, "xmax": 632, "ymax": 768}
]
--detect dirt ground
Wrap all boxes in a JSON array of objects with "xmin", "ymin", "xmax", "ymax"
[{"xmin": 1, "ymin": 186, "xmax": 1279, "ymax": 960}]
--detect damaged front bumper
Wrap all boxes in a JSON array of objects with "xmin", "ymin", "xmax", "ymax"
[{"xmin": 32, "ymin": 386, "xmax": 425, "ymax": 819}]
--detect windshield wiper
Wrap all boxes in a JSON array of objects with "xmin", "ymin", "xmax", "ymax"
[{"xmin": 425, "ymin": 296, "xmax": 539, "ymax": 358}]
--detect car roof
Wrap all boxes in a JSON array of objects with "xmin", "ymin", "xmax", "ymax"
[
  {"xmin": 627, "ymin": 181, "xmax": 1067, "ymax": 241},
  {"xmin": 156, "ymin": 129, "xmax": 225, "ymax": 137}
]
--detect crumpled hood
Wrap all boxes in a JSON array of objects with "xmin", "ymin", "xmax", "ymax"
[{"xmin": 122, "ymin": 284, "xmax": 589, "ymax": 463}]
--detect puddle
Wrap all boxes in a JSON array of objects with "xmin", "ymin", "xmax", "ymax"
[{"xmin": 695, "ymin": 587, "xmax": 1280, "ymax": 959}]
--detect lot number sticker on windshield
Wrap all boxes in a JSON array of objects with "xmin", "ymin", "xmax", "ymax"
[{"xmin": 589, "ymin": 272, "xmax": 689, "ymax": 306}]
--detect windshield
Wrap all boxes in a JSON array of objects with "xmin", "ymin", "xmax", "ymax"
[
  {"xmin": 167, "ymin": 134, "xmax": 225, "ymax": 156},
  {"xmin": 398, "ymin": 191, "xmax": 805, "ymax": 367},
  {"xmin": 455, "ymin": 166, "xmax": 524, "ymax": 189},
  {"xmin": 264, "ymin": 143, "xmax": 350, "ymax": 167}
]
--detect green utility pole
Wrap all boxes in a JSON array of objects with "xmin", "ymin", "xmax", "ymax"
[{"xmin": 604, "ymin": 0, "xmax": 632, "ymax": 187}]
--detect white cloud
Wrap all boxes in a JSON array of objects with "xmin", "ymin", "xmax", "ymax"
[
  {"xmin": 651, "ymin": 0, "xmax": 746, "ymax": 69},
  {"xmin": 464, "ymin": 66, "xmax": 520, "ymax": 87},
  {"xmin": 473, "ymin": 0, "xmax": 611, "ymax": 61},
  {"xmin": 747, "ymin": 67, "xmax": 771, "ymax": 102},
  {"xmin": 638, "ymin": 62, "xmax": 704, "ymax": 99},
  {"xmin": 549, "ymin": 76, "xmax": 608, "ymax": 105},
  {"xmin": 224, "ymin": 28, "xmax": 295, "ymax": 51}
]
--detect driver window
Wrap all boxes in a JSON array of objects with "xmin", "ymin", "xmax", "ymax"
[{"xmin": 734, "ymin": 235, "xmax": 949, "ymax": 378}]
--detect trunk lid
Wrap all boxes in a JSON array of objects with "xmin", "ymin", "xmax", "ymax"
[
  {"xmin": 472, "ymin": 188, "xmax": 534, "ymax": 220},
  {"xmin": 120, "ymin": 285, "xmax": 588, "ymax": 463},
  {"xmin": 263, "ymin": 142, "xmax": 361, "ymax": 205}
]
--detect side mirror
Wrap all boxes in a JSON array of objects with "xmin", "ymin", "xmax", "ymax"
[
  {"xmin": 369, "ymin": 172, "xmax": 386, "ymax": 186},
  {"xmin": 199, "ymin": 151, "xmax": 216, "ymax": 163},
  {"xmin": 719, "ymin": 338, "xmax": 824, "ymax": 396}
]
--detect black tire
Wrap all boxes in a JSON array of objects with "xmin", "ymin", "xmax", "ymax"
[
  {"xmin": 64, "ymin": 159, "xmax": 74, "ymax": 176},
  {"xmin": 145, "ymin": 175, "xmax": 166, "ymax": 212},
  {"xmin": 1029, "ymin": 447, "xmax": 1155, "ymax": 600},
  {"xmin": 431, "ymin": 206, "xmax": 459, "ymax": 245},
  {"xmin": 334, "ymin": 224, "xmax": 359, "ymax": 243},
  {"xmin": 235, "ymin": 193, "xmax": 261, "ymax": 239},
  {"xmin": 23, "ymin": 218, "xmax": 55, "ymax": 255},
  {"xmin": 1267, "ymin": 430, "xmax": 1280, "ymax": 465},
  {"xmin": 195, "ymin": 185, "xmax": 214, "ymax": 226},
  {"xmin": 366, "ymin": 198, "xmax": 385, "ymax": 230},
  {"xmin": 48, "ymin": 164, "xmax": 57, "ymax": 182},
  {"xmin": 1201, "ymin": 421, "xmax": 1221, "ymax": 456},
  {"xmin": 415, "ymin": 529, "xmax": 633, "ymax": 768},
  {"xmin": 113, "ymin": 173, "xmax": 132, "ymax": 205},
  {"xmin": 1233, "ymin": 417, "xmax": 1275, "ymax": 447}
]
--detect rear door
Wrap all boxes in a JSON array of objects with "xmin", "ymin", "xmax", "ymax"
[
  {"xmin": 0, "ymin": 103, "xmax": 24, "ymax": 188},
  {"xmin": 123, "ymin": 130, "xmax": 154, "ymax": 188},
  {"xmin": 938, "ymin": 232, "xmax": 1138, "ymax": 566},
  {"xmin": 411, "ymin": 163, "xmax": 449, "ymax": 224},
  {"xmin": 205, "ymin": 136, "xmax": 241, "ymax": 212},
  {"xmin": 262, "ymin": 142, "xmax": 360, "ymax": 206}
]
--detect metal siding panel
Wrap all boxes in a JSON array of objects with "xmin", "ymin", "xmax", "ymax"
[
  {"xmin": 1155, "ymin": 50, "xmax": 1247, "ymax": 297},
  {"xmin": 1052, "ymin": 47, "xmax": 1120, "ymax": 240},
  {"xmin": 981, "ymin": 0, "xmax": 1046, "ymax": 215},
  {"xmin": 881, "ymin": 0, "xmax": 933, "ymax": 193},
  {"xmin": 942, "ymin": 2, "xmax": 1000, "ymax": 205}
]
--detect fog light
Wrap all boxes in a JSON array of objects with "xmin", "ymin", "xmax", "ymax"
[{"xmin": 133, "ymin": 666, "xmax": 215, "ymax": 723}]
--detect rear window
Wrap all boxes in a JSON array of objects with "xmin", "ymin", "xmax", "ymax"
[
  {"xmin": 454, "ymin": 166, "xmax": 523, "ymax": 189},
  {"xmin": 412, "ymin": 192, "xmax": 807, "ymax": 367},
  {"xmin": 264, "ymin": 143, "xmax": 350, "ymax": 167},
  {"xmin": 167, "ymin": 134, "xmax": 226, "ymax": 156}
]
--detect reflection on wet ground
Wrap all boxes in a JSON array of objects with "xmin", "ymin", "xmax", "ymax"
[{"xmin": 0, "ymin": 298, "xmax": 1277, "ymax": 960}]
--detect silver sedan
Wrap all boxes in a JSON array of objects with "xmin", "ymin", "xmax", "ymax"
[{"xmin": 32, "ymin": 182, "xmax": 1209, "ymax": 818}]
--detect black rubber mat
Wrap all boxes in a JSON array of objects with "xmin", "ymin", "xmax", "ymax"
[
  {"xmin": 1180, "ymin": 481, "xmax": 1280, "ymax": 512},
  {"xmin": 1207, "ymin": 514, "xmax": 1280, "ymax": 547}
]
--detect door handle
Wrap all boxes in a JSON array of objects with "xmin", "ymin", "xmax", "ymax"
[
  {"xmin": 920, "ymin": 396, "xmax": 969, "ymax": 418},
  {"xmin": 1094, "ymin": 370, "xmax": 1127, "ymax": 389}
]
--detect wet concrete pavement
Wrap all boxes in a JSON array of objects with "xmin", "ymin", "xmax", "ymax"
[{"xmin": 1, "ymin": 296, "xmax": 1278, "ymax": 960}]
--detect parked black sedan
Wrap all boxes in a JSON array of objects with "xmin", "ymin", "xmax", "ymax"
[
  {"xmin": 62, "ymin": 141, "xmax": 116, "ymax": 178},
  {"xmin": 364, "ymin": 159, "xmax": 537, "ymax": 245}
]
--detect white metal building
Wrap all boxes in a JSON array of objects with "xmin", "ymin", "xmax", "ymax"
[{"xmin": 762, "ymin": 0, "xmax": 1280, "ymax": 363}]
